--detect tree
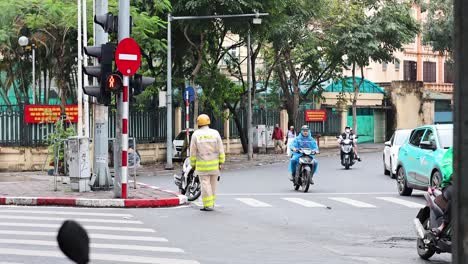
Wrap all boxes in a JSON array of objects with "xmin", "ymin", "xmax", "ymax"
[
  {"xmin": 265, "ymin": 0, "xmax": 345, "ymax": 127},
  {"xmin": 422, "ymin": 0, "xmax": 453, "ymax": 58},
  {"xmin": 330, "ymin": 0, "xmax": 419, "ymax": 135}
]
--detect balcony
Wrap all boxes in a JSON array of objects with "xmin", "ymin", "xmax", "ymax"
[{"xmin": 424, "ymin": 83, "xmax": 454, "ymax": 94}]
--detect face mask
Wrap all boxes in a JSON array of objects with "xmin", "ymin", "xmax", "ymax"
[{"xmin": 345, "ymin": 129, "xmax": 350, "ymax": 133}]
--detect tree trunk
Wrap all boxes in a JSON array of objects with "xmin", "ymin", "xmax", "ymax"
[{"xmin": 351, "ymin": 63, "xmax": 365, "ymax": 136}]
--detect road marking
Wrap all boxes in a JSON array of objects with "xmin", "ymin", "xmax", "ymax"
[
  {"xmin": 376, "ymin": 197, "xmax": 424, "ymax": 208},
  {"xmin": 0, "ymin": 215, "xmax": 142, "ymax": 224},
  {"xmin": 218, "ymin": 192, "xmax": 396, "ymax": 196},
  {"xmin": 282, "ymin": 198, "xmax": 326, "ymax": 208},
  {"xmin": 0, "ymin": 209, "xmax": 133, "ymax": 217},
  {"xmin": 0, "ymin": 248, "xmax": 200, "ymax": 264},
  {"xmin": 329, "ymin": 197, "xmax": 377, "ymax": 208},
  {"xmin": 0, "ymin": 230, "xmax": 168, "ymax": 242},
  {"xmin": 0, "ymin": 222, "xmax": 155, "ymax": 233},
  {"xmin": 0, "ymin": 239, "xmax": 183, "ymax": 253},
  {"xmin": 235, "ymin": 198, "xmax": 272, "ymax": 207}
]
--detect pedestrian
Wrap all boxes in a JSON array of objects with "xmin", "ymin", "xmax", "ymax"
[
  {"xmin": 190, "ymin": 114, "xmax": 225, "ymax": 211},
  {"xmin": 272, "ymin": 124, "xmax": 285, "ymax": 154},
  {"xmin": 285, "ymin": 126, "xmax": 296, "ymax": 157}
]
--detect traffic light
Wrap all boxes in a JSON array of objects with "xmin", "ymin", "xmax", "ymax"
[
  {"xmin": 83, "ymin": 43, "xmax": 115, "ymax": 105},
  {"xmin": 94, "ymin": 13, "xmax": 117, "ymax": 33},
  {"xmin": 130, "ymin": 74, "xmax": 155, "ymax": 96},
  {"xmin": 106, "ymin": 73, "xmax": 123, "ymax": 92}
]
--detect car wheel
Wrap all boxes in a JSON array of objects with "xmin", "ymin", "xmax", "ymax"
[
  {"xmin": 397, "ymin": 166, "xmax": 413, "ymax": 196},
  {"xmin": 431, "ymin": 171, "xmax": 442, "ymax": 188},
  {"xmin": 383, "ymin": 155, "xmax": 390, "ymax": 176}
]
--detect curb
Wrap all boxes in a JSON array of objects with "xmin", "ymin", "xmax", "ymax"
[{"xmin": 0, "ymin": 183, "xmax": 188, "ymax": 208}]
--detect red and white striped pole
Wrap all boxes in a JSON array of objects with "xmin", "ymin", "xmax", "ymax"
[
  {"xmin": 185, "ymin": 90, "xmax": 190, "ymax": 157},
  {"xmin": 121, "ymin": 76, "xmax": 129, "ymax": 198}
]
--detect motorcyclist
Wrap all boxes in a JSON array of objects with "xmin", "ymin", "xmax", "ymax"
[
  {"xmin": 338, "ymin": 126, "xmax": 361, "ymax": 162},
  {"xmin": 288, "ymin": 125, "xmax": 319, "ymax": 182},
  {"xmin": 433, "ymin": 147, "xmax": 453, "ymax": 235}
]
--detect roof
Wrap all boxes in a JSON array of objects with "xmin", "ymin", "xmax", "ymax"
[
  {"xmin": 423, "ymin": 90, "xmax": 452, "ymax": 100},
  {"xmin": 325, "ymin": 77, "xmax": 385, "ymax": 94}
]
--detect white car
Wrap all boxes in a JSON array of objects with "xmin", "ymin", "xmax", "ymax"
[
  {"xmin": 383, "ymin": 129, "xmax": 412, "ymax": 178},
  {"xmin": 172, "ymin": 129, "xmax": 194, "ymax": 160}
]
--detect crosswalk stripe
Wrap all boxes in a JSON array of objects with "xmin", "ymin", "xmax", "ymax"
[
  {"xmin": 0, "ymin": 239, "xmax": 183, "ymax": 253},
  {"xmin": 376, "ymin": 197, "xmax": 424, "ymax": 208},
  {"xmin": 0, "ymin": 230, "xmax": 168, "ymax": 242},
  {"xmin": 329, "ymin": 197, "xmax": 377, "ymax": 208},
  {"xmin": 0, "ymin": 248, "xmax": 201, "ymax": 264},
  {"xmin": 0, "ymin": 215, "xmax": 142, "ymax": 224},
  {"xmin": 0, "ymin": 209, "xmax": 133, "ymax": 217},
  {"xmin": 0, "ymin": 222, "xmax": 155, "ymax": 232},
  {"xmin": 235, "ymin": 198, "xmax": 272, "ymax": 207},
  {"xmin": 282, "ymin": 198, "xmax": 326, "ymax": 208}
]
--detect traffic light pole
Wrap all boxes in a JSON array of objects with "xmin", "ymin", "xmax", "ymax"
[
  {"xmin": 116, "ymin": 0, "xmax": 130, "ymax": 198},
  {"xmin": 453, "ymin": 0, "xmax": 468, "ymax": 262},
  {"xmin": 91, "ymin": 0, "xmax": 112, "ymax": 190}
]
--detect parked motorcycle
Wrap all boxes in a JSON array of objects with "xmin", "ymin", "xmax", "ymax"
[
  {"xmin": 336, "ymin": 135, "xmax": 357, "ymax": 170},
  {"xmin": 292, "ymin": 148, "xmax": 317, "ymax": 193},
  {"xmin": 174, "ymin": 157, "xmax": 201, "ymax": 201},
  {"xmin": 413, "ymin": 187, "xmax": 452, "ymax": 260}
]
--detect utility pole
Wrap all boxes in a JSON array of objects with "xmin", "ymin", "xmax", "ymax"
[
  {"xmin": 117, "ymin": 0, "xmax": 131, "ymax": 198},
  {"xmin": 453, "ymin": 0, "xmax": 468, "ymax": 262},
  {"xmin": 247, "ymin": 26, "xmax": 253, "ymax": 160},
  {"xmin": 77, "ymin": 0, "xmax": 83, "ymax": 136},
  {"xmin": 91, "ymin": 0, "xmax": 112, "ymax": 190},
  {"xmin": 83, "ymin": 0, "xmax": 90, "ymax": 138},
  {"xmin": 165, "ymin": 14, "xmax": 174, "ymax": 170}
]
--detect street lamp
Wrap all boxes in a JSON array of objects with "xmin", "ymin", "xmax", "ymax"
[{"xmin": 18, "ymin": 36, "xmax": 36, "ymax": 105}]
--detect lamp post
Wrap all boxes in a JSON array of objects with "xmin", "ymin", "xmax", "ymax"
[
  {"xmin": 18, "ymin": 36, "xmax": 36, "ymax": 105},
  {"xmin": 165, "ymin": 12, "xmax": 268, "ymax": 168}
]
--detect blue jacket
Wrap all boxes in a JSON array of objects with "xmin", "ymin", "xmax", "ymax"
[{"xmin": 291, "ymin": 133, "xmax": 319, "ymax": 152}]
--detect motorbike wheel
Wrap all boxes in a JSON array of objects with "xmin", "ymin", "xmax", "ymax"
[
  {"xmin": 431, "ymin": 171, "xmax": 442, "ymax": 188},
  {"xmin": 345, "ymin": 159, "xmax": 350, "ymax": 170},
  {"xmin": 301, "ymin": 170, "xmax": 311, "ymax": 193},
  {"xmin": 417, "ymin": 218, "xmax": 436, "ymax": 260},
  {"xmin": 186, "ymin": 177, "xmax": 201, "ymax": 201}
]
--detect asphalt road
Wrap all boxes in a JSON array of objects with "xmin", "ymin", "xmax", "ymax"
[
  {"xmin": 132, "ymin": 151, "xmax": 452, "ymax": 264},
  {"xmin": 0, "ymin": 152, "xmax": 452, "ymax": 263}
]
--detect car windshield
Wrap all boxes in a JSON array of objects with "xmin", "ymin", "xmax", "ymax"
[
  {"xmin": 175, "ymin": 131, "xmax": 193, "ymax": 140},
  {"xmin": 394, "ymin": 131, "xmax": 411, "ymax": 145},
  {"xmin": 437, "ymin": 128, "xmax": 453, "ymax": 149}
]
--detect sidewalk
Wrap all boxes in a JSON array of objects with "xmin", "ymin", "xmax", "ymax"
[
  {"xmin": 0, "ymin": 143, "xmax": 382, "ymax": 208},
  {"xmin": 0, "ymin": 173, "xmax": 186, "ymax": 208}
]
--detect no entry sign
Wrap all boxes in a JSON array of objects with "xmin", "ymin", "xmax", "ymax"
[{"xmin": 115, "ymin": 38, "xmax": 141, "ymax": 76}]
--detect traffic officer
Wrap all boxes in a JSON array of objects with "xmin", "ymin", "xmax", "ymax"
[{"xmin": 190, "ymin": 114, "xmax": 225, "ymax": 211}]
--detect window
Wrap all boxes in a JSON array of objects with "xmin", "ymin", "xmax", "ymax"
[
  {"xmin": 409, "ymin": 129, "xmax": 426, "ymax": 147},
  {"xmin": 445, "ymin": 63, "xmax": 454, "ymax": 83},
  {"xmin": 395, "ymin": 60, "xmax": 400, "ymax": 71},
  {"xmin": 423, "ymin": 61, "xmax": 437, "ymax": 82},
  {"xmin": 422, "ymin": 129, "xmax": 435, "ymax": 143},
  {"xmin": 382, "ymin": 62, "xmax": 388, "ymax": 71},
  {"xmin": 404, "ymin": 61, "xmax": 417, "ymax": 81}
]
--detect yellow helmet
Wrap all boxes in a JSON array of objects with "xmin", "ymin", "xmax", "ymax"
[{"xmin": 197, "ymin": 114, "xmax": 211, "ymax": 127}]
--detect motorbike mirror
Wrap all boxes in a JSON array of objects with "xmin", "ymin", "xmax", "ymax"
[
  {"xmin": 385, "ymin": 141, "xmax": 391, "ymax": 147},
  {"xmin": 57, "ymin": 220, "xmax": 90, "ymax": 264}
]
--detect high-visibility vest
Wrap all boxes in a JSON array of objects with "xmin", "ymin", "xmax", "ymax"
[{"xmin": 189, "ymin": 126, "xmax": 225, "ymax": 175}]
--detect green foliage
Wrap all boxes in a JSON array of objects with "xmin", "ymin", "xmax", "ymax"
[
  {"xmin": 422, "ymin": 0, "xmax": 453, "ymax": 57},
  {"xmin": 47, "ymin": 118, "xmax": 76, "ymax": 170}
]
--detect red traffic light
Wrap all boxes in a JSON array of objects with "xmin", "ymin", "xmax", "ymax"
[{"xmin": 106, "ymin": 74, "xmax": 122, "ymax": 92}]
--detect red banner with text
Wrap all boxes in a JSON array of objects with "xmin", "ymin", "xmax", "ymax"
[
  {"xmin": 305, "ymin": 110, "xmax": 327, "ymax": 122},
  {"xmin": 24, "ymin": 105, "xmax": 78, "ymax": 124}
]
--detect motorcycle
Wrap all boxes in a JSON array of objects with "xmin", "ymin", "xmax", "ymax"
[
  {"xmin": 336, "ymin": 135, "xmax": 357, "ymax": 170},
  {"xmin": 413, "ymin": 187, "xmax": 452, "ymax": 260},
  {"xmin": 174, "ymin": 157, "xmax": 201, "ymax": 201},
  {"xmin": 292, "ymin": 148, "xmax": 317, "ymax": 193}
]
